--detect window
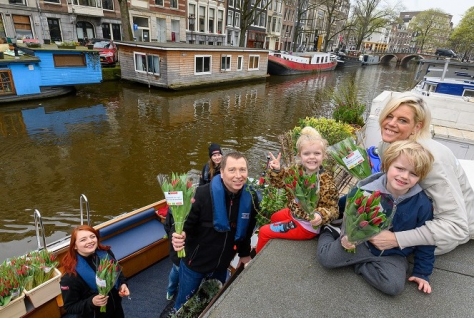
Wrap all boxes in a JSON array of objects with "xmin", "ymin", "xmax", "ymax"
[
  {"xmin": 102, "ymin": 0, "xmax": 113, "ymax": 10},
  {"xmin": 217, "ymin": 11, "xmax": 223, "ymax": 33},
  {"xmin": 189, "ymin": 4, "xmax": 196, "ymax": 30},
  {"xmin": 112, "ymin": 24, "xmax": 121, "ymax": 40},
  {"xmin": 209, "ymin": 8, "xmax": 215, "ymax": 33},
  {"xmin": 9, "ymin": 0, "xmax": 26, "ymax": 5},
  {"xmin": 195, "ymin": 56, "xmax": 211, "ymax": 74},
  {"xmin": 0, "ymin": 70, "xmax": 16, "ymax": 96},
  {"xmin": 248, "ymin": 55, "xmax": 259, "ymax": 70},
  {"xmin": 199, "ymin": 6, "xmax": 206, "ymax": 32},
  {"xmin": 170, "ymin": 0, "xmax": 177, "ymax": 9},
  {"xmin": 73, "ymin": 0, "xmax": 101, "ymax": 7},
  {"xmin": 102, "ymin": 23, "xmax": 111, "ymax": 39},
  {"xmin": 221, "ymin": 55, "xmax": 231, "ymax": 71},
  {"xmin": 53, "ymin": 54, "xmax": 86, "ymax": 67},
  {"xmin": 45, "ymin": 0, "xmax": 60, "ymax": 3},
  {"xmin": 237, "ymin": 56, "xmax": 243, "ymax": 71},
  {"xmin": 76, "ymin": 21, "xmax": 95, "ymax": 42},
  {"xmin": 463, "ymin": 89, "xmax": 474, "ymax": 97},
  {"xmin": 227, "ymin": 11, "xmax": 233, "ymax": 26},
  {"xmin": 155, "ymin": 0, "xmax": 163, "ymax": 5},
  {"xmin": 228, "ymin": 0, "xmax": 234, "ymax": 7},
  {"xmin": 234, "ymin": 13, "xmax": 240, "ymax": 29},
  {"xmin": 235, "ymin": 0, "xmax": 240, "ymax": 8},
  {"xmin": 134, "ymin": 53, "xmax": 160, "ymax": 75},
  {"xmin": 48, "ymin": 18, "xmax": 62, "ymax": 42},
  {"xmin": 0, "ymin": 15, "xmax": 5, "ymax": 38},
  {"xmin": 13, "ymin": 15, "xmax": 33, "ymax": 38}
]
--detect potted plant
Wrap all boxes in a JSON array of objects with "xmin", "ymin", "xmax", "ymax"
[
  {"xmin": 22, "ymin": 250, "xmax": 61, "ymax": 308},
  {"xmin": 0, "ymin": 260, "xmax": 27, "ymax": 317},
  {"xmin": 27, "ymin": 42, "xmax": 42, "ymax": 48},
  {"xmin": 57, "ymin": 41, "xmax": 77, "ymax": 49}
]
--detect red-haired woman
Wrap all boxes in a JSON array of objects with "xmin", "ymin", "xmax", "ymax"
[{"xmin": 60, "ymin": 225, "xmax": 130, "ymax": 317}]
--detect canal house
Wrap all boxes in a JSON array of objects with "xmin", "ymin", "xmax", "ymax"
[
  {"xmin": 0, "ymin": 43, "xmax": 102, "ymax": 102},
  {"xmin": 116, "ymin": 41, "xmax": 269, "ymax": 90}
]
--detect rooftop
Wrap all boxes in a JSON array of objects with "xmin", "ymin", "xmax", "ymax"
[{"xmin": 204, "ymin": 238, "xmax": 474, "ymax": 317}]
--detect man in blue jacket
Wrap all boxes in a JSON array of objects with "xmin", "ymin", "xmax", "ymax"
[{"xmin": 170, "ymin": 151, "xmax": 258, "ymax": 312}]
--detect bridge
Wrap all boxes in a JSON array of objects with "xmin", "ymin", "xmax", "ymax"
[{"xmin": 372, "ymin": 52, "xmax": 438, "ymax": 66}]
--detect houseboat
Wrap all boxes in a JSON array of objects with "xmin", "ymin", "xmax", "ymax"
[
  {"xmin": 267, "ymin": 51, "xmax": 337, "ymax": 75},
  {"xmin": 359, "ymin": 54, "xmax": 380, "ymax": 65},
  {"xmin": 115, "ymin": 41, "xmax": 268, "ymax": 90},
  {"xmin": 0, "ymin": 43, "xmax": 103, "ymax": 103},
  {"xmin": 412, "ymin": 58, "xmax": 474, "ymax": 100}
]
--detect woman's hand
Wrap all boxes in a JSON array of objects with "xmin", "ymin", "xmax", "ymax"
[
  {"xmin": 118, "ymin": 284, "xmax": 130, "ymax": 297},
  {"xmin": 310, "ymin": 213, "xmax": 322, "ymax": 226},
  {"xmin": 369, "ymin": 230, "xmax": 399, "ymax": 250},
  {"xmin": 171, "ymin": 231, "xmax": 186, "ymax": 252},
  {"xmin": 268, "ymin": 152, "xmax": 281, "ymax": 171},
  {"xmin": 92, "ymin": 294, "xmax": 108, "ymax": 307},
  {"xmin": 408, "ymin": 276, "xmax": 432, "ymax": 294},
  {"xmin": 340, "ymin": 236, "xmax": 356, "ymax": 250}
]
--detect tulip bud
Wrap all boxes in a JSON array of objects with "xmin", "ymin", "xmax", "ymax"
[
  {"xmin": 359, "ymin": 220, "xmax": 369, "ymax": 228},
  {"xmin": 370, "ymin": 217, "xmax": 383, "ymax": 226}
]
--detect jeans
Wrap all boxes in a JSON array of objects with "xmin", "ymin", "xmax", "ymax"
[
  {"xmin": 167, "ymin": 263, "xmax": 179, "ymax": 298},
  {"xmin": 173, "ymin": 260, "xmax": 227, "ymax": 311}
]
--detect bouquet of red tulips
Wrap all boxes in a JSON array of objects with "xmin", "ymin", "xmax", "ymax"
[
  {"xmin": 283, "ymin": 166, "xmax": 320, "ymax": 226},
  {"xmin": 341, "ymin": 188, "xmax": 395, "ymax": 253},
  {"xmin": 157, "ymin": 173, "xmax": 196, "ymax": 258},
  {"xmin": 96, "ymin": 256, "xmax": 121, "ymax": 313}
]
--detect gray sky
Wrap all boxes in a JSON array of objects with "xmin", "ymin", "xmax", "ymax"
[{"xmin": 396, "ymin": 0, "xmax": 472, "ymax": 26}]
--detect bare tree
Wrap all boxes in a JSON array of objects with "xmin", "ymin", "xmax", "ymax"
[
  {"xmin": 118, "ymin": 0, "xmax": 133, "ymax": 41},
  {"xmin": 350, "ymin": 0, "xmax": 399, "ymax": 51},
  {"xmin": 239, "ymin": 0, "xmax": 272, "ymax": 47},
  {"xmin": 319, "ymin": 0, "xmax": 350, "ymax": 52}
]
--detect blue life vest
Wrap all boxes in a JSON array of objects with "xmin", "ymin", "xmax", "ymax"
[
  {"xmin": 210, "ymin": 177, "xmax": 252, "ymax": 241},
  {"xmin": 76, "ymin": 250, "xmax": 119, "ymax": 292}
]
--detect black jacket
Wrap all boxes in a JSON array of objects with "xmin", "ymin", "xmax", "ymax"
[
  {"xmin": 199, "ymin": 163, "xmax": 221, "ymax": 186},
  {"xmin": 60, "ymin": 250, "xmax": 127, "ymax": 318},
  {"xmin": 179, "ymin": 179, "xmax": 258, "ymax": 273}
]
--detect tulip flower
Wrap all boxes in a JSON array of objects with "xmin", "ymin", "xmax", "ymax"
[
  {"xmin": 157, "ymin": 173, "xmax": 196, "ymax": 258},
  {"xmin": 341, "ymin": 188, "xmax": 395, "ymax": 253},
  {"xmin": 283, "ymin": 165, "xmax": 320, "ymax": 226}
]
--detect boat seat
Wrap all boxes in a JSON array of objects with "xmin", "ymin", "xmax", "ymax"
[{"xmin": 99, "ymin": 208, "xmax": 166, "ymax": 261}]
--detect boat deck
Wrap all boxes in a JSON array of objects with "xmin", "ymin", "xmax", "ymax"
[
  {"xmin": 121, "ymin": 256, "xmax": 173, "ymax": 317},
  {"xmin": 203, "ymin": 238, "xmax": 474, "ymax": 317}
]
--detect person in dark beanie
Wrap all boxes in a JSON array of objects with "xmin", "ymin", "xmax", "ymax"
[{"xmin": 199, "ymin": 143, "xmax": 223, "ymax": 186}]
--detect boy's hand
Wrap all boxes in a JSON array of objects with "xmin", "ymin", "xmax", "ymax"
[
  {"xmin": 408, "ymin": 276, "xmax": 432, "ymax": 294},
  {"xmin": 340, "ymin": 235, "xmax": 356, "ymax": 250}
]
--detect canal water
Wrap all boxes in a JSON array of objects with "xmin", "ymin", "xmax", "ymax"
[{"xmin": 0, "ymin": 62, "xmax": 418, "ymax": 260}]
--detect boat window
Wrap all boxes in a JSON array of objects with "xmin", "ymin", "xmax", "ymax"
[
  {"xmin": 195, "ymin": 55, "xmax": 212, "ymax": 74},
  {"xmin": 221, "ymin": 55, "xmax": 231, "ymax": 71},
  {"xmin": 248, "ymin": 55, "xmax": 259, "ymax": 70},
  {"xmin": 316, "ymin": 57, "xmax": 320, "ymax": 63},
  {"xmin": 463, "ymin": 89, "xmax": 474, "ymax": 97},
  {"xmin": 0, "ymin": 70, "xmax": 16, "ymax": 96},
  {"xmin": 53, "ymin": 54, "xmax": 86, "ymax": 67},
  {"xmin": 134, "ymin": 52, "xmax": 160, "ymax": 75}
]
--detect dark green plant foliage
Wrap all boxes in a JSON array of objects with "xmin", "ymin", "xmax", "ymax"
[
  {"xmin": 173, "ymin": 279, "xmax": 222, "ymax": 318},
  {"xmin": 333, "ymin": 104, "xmax": 365, "ymax": 127}
]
